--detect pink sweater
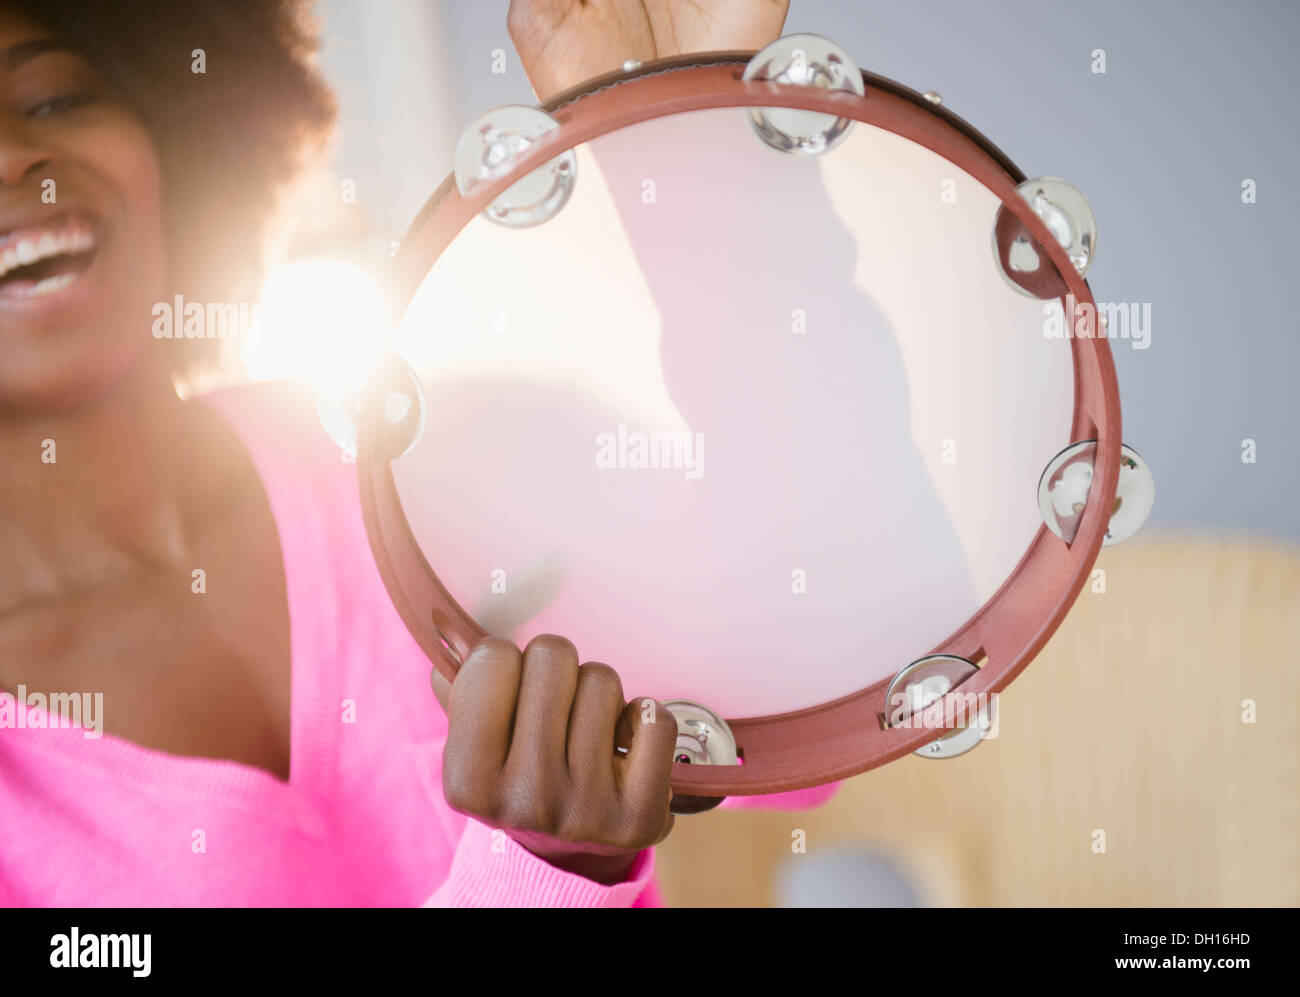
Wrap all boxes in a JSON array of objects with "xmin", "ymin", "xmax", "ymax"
[{"xmin": 0, "ymin": 382, "xmax": 836, "ymax": 907}]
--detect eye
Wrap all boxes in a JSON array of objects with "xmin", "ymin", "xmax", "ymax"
[{"xmin": 27, "ymin": 92, "xmax": 98, "ymax": 118}]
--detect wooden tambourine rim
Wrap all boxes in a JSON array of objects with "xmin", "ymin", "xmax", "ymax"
[{"xmin": 359, "ymin": 52, "xmax": 1121, "ymax": 796}]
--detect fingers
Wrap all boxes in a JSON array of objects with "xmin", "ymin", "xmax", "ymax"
[
  {"xmin": 642, "ymin": 0, "xmax": 792, "ymax": 57},
  {"xmin": 505, "ymin": 635, "xmax": 580, "ymax": 787},
  {"xmin": 506, "ymin": 0, "xmax": 569, "ymax": 37},
  {"xmin": 565, "ymin": 662, "xmax": 625, "ymax": 785},
  {"xmin": 438, "ymin": 631, "xmax": 679, "ymax": 853},
  {"xmin": 507, "ymin": 0, "xmax": 654, "ymax": 103},
  {"xmin": 614, "ymin": 696, "xmax": 678, "ymax": 844},
  {"xmin": 430, "ymin": 664, "xmax": 452, "ymax": 713},
  {"xmin": 441, "ymin": 637, "xmax": 520, "ymax": 807}
]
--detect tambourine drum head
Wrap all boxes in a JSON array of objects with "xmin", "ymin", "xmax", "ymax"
[{"xmin": 390, "ymin": 106, "xmax": 1074, "ymax": 719}]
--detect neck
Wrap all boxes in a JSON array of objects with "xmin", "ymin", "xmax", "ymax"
[{"xmin": 0, "ymin": 353, "xmax": 204, "ymax": 611}]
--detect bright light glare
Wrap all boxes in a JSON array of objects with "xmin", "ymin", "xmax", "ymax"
[{"xmin": 241, "ymin": 258, "xmax": 392, "ymax": 388}]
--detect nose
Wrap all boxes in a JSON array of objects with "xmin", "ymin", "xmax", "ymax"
[{"xmin": 0, "ymin": 117, "xmax": 55, "ymax": 187}]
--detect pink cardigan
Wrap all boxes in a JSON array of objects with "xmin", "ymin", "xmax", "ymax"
[{"xmin": 0, "ymin": 382, "xmax": 836, "ymax": 907}]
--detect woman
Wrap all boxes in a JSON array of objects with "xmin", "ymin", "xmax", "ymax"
[{"xmin": 0, "ymin": 0, "xmax": 829, "ymax": 906}]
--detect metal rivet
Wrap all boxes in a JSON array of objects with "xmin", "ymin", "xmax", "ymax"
[
  {"xmin": 622, "ymin": 58, "xmax": 642, "ymax": 73},
  {"xmin": 922, "ymin": 90, "xmax": 943, "ymax": 105}
]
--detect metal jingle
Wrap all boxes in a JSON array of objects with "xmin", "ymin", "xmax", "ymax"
[
  {"xmin": 453, "ymin": 105, "xmax": 576, "ymax": 228},
  {"xmin": 742, "ymin": 33, "xmax": 865, "ymax": 155},
  {"xmin": 883, "ymin": 654, "xmax": 994, "ymax": 759},
  {"xmin": 362, "ymin": 353, "xmax": 426, "ymax": 461},
  {"xmin": 1038, "ymin": 440, "xmax": 1155, "ymax": 546},
  {"xmin": 993, "ymin": 177, "xmax": 1098, "ymax": 299},
  {"xmin": 662, "ymin": 699, "xmax": 739, "ymax": 766},
  {"xmin": 667, "ymin": 793, "xmax": 727, "ymax": 815},
  {"xmin": 917, "ymin": 695, "xmax": 996, "ymax": 759},
  {"xmin": 315, "ymin": 380, "xmax": 363, "ymax": 459}
]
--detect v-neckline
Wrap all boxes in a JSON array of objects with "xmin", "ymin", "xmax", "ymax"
[{"xmin": 0, "ymin": 385, "xmax": 335, "ymax": 827}]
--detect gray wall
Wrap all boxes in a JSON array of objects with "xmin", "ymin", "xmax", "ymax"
[{"xmin": 320, "ymin": 0, "xmax": 1300, "ymax": 542}]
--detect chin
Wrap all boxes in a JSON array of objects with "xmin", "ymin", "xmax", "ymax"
[{"xmin": 0, "ymin": 335, "xmax": 151, "ymax": 415}]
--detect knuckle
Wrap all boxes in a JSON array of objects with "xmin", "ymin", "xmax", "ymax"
[
  {"xmin": 441, "ymin": 763, "xmax": 490, "ymax": 816},
  {"xmin": 523, "ymin": 633, "xmax": 578, "ymax": 668},
  {"xmin": 465, "ymin": 636, "xmax": 520, "ymax": 669},
  {"xmin": 455, "ymin": 640, "xmax": 521, "ymax": 697},
  {"xmin": 497, "ymin": 777, "xmax": 558, "ymax": 832},
  {"xmin": 576, "ymin": 662, "xmax": 623, "ymax": 698}
]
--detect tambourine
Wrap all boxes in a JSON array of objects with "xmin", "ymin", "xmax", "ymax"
[{"xmin": 322, "ymin": 35, "xmax": 1154, "ymax": 809}]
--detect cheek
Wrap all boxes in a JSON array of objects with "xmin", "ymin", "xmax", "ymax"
[
  {"xmin": 0, "ymin": 110, "xmax": 172, "ymax": 411},
  {"xmin": 89, "ymin": 110, "xmax": 168, "ymax": 287}
]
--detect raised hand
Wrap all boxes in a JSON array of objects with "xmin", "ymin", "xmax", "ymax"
[{"xmin": 508, "ymin": 0, "xmax": 791, "ymax": 101}]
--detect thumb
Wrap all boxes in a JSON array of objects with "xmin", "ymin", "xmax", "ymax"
[
  {"xmin": 430, "ymin": 663, "xmax": 454, "ymax": 714},
  {"xmin": 614, "ymin": 697, "xmax": 677, "ymax": 808}
]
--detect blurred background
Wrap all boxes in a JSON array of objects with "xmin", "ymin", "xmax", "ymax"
[{"xmin": 240, "ymin": 0, "xmax": 1299, "ymax": 905}]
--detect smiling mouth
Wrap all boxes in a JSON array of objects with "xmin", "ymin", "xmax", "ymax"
[{"xmin": 0, "ymin": 213, "xmax": 99, "ymax": 301}]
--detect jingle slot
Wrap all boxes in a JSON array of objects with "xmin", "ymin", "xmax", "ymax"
[{"xmin": 429, "ymin": 619, "xmax": 463, "ymax": 666}]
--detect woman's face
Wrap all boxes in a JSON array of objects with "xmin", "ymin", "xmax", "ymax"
[{"xmin": 0, "ymin": 6, "xmax": 166, "ymax": 412}]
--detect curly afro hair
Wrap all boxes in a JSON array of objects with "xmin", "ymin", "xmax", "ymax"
[{"xmin": 8, "ymin": 0, "xmax": 336, "ymax": 373}]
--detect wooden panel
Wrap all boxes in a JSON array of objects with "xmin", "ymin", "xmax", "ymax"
[{"xmin": 656, "ymin": 535, "xmax": 1300, "ymax": 906}]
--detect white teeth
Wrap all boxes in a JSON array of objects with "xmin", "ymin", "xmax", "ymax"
[
  {"xmin": 0, "ymin": 224, "xmax": 96, "ymax": 279},
  {"xmin": 10, "ymin": 271, "xmax": 80, "ymax": 298}
]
